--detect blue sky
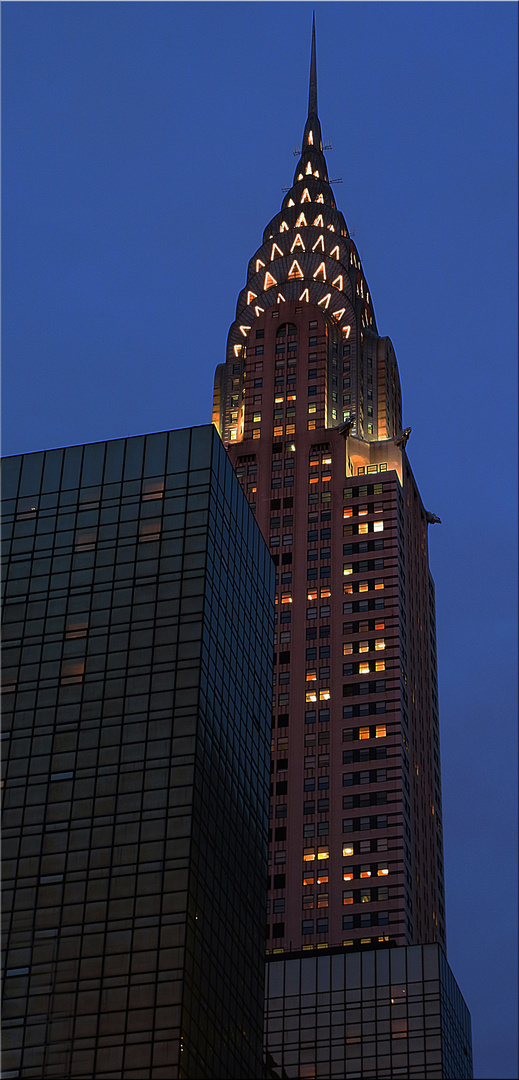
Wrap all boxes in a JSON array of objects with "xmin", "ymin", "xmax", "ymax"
[{"xmin": 2, "ymin": 3, "xmax": 517, "ymax": 1076}]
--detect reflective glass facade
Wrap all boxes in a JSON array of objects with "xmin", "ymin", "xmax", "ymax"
[
  {"xmin": 265, "ymin": 944, "xmax": 473, "ymax": 1079},
  {"xmin": 1, "ymin": 425, "xmax": 274, "ymax": 1079}
]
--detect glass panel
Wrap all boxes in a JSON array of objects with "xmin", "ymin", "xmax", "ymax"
[
  {"xmin": 317, "ymin": 953, "xmax": 330, "ymax": 993},
  {"xmin": 80, "ymin": 442, "xmax": 106, "ymax": 487},
  {"xmin": 345, "ymin": 950, "xmax": 360, "ymax": 988},
  {"xmin": 362, "ymin": 948, "xmax": 375, "ymax": 987},
  {"xmin": 189, "ymin": 425, "xmax": 213, "ymax": 471},
  {"xmin": 331, "ymin": 952, "xmax": 344, "ymax": 991},
  {"xmin": 422, "ymin": 943, "xmax": 439, "ymax": 980},
  {"xmin": 167, "ymin": 428, "xmax": 190, "ymax": 475},
  {"xmin": 376, "ymin": 947, "xmax": 390, "ymax": 985},
  {"xmin": 61, "ymin": 445, "xmax": 83, "ymax": 490},
  {"xmin": 42, "ymin": 449, "xmax": 64, "ymax": 493},
  {"xmin": 144, "ymin": 432, "xmax": 167, "ymax": 477},
  {"xmin": 268, "ymin": 961, "xmax": 284, "ymax": 999},
  {"xmin": 104, "ymin": 439, "xmax": 125, "ymax": 483},
  {"xmin": 123, "ymin": 436, "xmax": 145, "ymax": 480},
  {"xmin": 19, "ymin": 451, "xmax": 44, "ymax": 496},
  {"xmin": 1, "ymin": 456, "xmax": 21, "ymax": 500},
  {"xmin": 285, "ymin": 958, "xmax": 301, "ymax": 997},
  {"xmin": 406, "ymin": 945, "xmax": 423, "ymax": 983},
  {"xmin": 301, "ymin": 956, "xmax": 316, "ymax": 994},
  {"xmin": 390, "ymin": 947, "xmax": 406, "ymax": 984}
]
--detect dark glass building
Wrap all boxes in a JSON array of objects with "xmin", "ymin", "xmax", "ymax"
[
  {"xmin": 265, "ymin": 944, "xmax": 472, "ymax": 1079},
  {"xmin": 1, "ymin": 425, "xmax": 274, "ymax": 1080}
]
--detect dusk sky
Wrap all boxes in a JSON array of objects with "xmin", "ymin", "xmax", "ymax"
[{"xmin": 2, "ymin": 3, "xmax": 517, "ymax": 1077}]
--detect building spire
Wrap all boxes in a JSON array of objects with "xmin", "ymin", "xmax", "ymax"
[{"xmin": 308, "ymin": 11, "xmax": 318, "ymax": 117}]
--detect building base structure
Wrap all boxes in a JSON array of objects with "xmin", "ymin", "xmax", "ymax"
[{"xmin": 265, "ymin": 944, "xmax": 473, "ymax": 1079}]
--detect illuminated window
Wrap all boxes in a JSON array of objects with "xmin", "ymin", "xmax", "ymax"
[
  {"xmin": 319, "ymin": 689, "xmax": 330, "ymax": 701},
  {"xmin": 343, "ymin": 643, "xmax": 353, "ymax": 655},
  {"xmin": 308, "ymin": 420, "xmax": 316, "ymax": 430},
  {"xmin": 375, "ymin": 661, "xmax": 385, "ymax": 671},
  {"xmin": 343, "ymin": 844, "xmax": 354, "ymax": 858},
  {"xmin": 295, "ymin": 213, "xmax": 308, "ymax": 228},
  {"xmin": 281, "ymin": 593, "xmax": 292, "ymax": 605},
  {"xmin": 359, "ymin": 662, "xmax": 370, "ymax": 674},
  {"xmin": 313, "ymin": 262, "xmax": 326, "ymax": 282},
  {"xmin": 307, "ymin": 131, "xmax": 313, "ymax": 145},
  {"xmin": 359, "ymin": 727, "xmax": 370, "ymax": 740},
  {"xmin": 306, "ymin": 670, "xmax": 317, "ymax": 681},
  {"xmin": 288, "ymin": 197, "xmax": 295, "ymax": 205},
  {"xmin": 343, "ymin": 891, "xmax": 353, "ymax": 905},
  {"xmin": 359, "ymin": 642, "xmax": 369, "ymax": 653},
  {"xmin": 288, "ymin": 260, "xmax": 304, "ymax": 279},
  {"xmin": 317, "ymin": 847, "xmax": 329, "ymax": 860},
  {"xmin": 253, "ymin": 412, "xmax": 262, "ymax": 422},
  {"xmin": 359, "ymin": 523, "xmax": 368, "ymax": 534},
  {"xmin": 301, "ymin": 187, "xmax": 311, "ymax": 202},
  {"xmin": 312, "ymin": 235, "xmax": 325, "ymax": 253},
  {"xmin": 255, "ymin": 259, "xmax": 265, "ymax": 272},
  {"xmin": 303, "ymin": 849, "xmax": 316, "ymax": 862},
  {"xmin": 308, "ymin": 404, "xmax": 317, "ymax": 414},
  {"xmin": 327, "ymin": 223, "xmax": 335, "ymax": 231},
  {"xmin": 279, "ymin": 221, "xmax": 289, "ymax": 232},
  {"xmin": 286, "ymin": 424, "xmax": 295, "ymax": 434},
  {"xmin": 271, "ymin": 242, "xmax": 283, "ymax": 260},
  {"xmin": 305, "ymin": 162, "xmax": 313, "ymax": 174},
  {"xmin": 313, "ymin": 214, "xmax": 324, "ymax": 227},
  {"xmin": 303, "ymin": 870, "xmax": 315, "ymax": 885},
  {"xmin": 374, "ymin": 521, "xmax": 384, "ymax": 532},
  {"xmin": 359, "ymin": 582, "xmax": 368, "ymax": 593},
  {"xmin": 375, "ymin": 639, "xmax": 385, "ymax": 650},
  {"xmin": 306, "ymin": 690, "xmax": 317, "ymax": 702},
  {"xmin": 291, "ymin": 233, "xmax": 305, "ymax": 252},
  {"xmin": 320, "ymin": 586, "xmax": 331, "ymax": 598},
  {"xmin": 332, "ymin": 274, "xmax": 343, "ymax": 290},
  {"xmin": 143, "ymin": 479, "xmax": 164, "ymax": 500},
  {"xmin": 377, "ymin": 866, "xmax": 389, "ymax": 876},
  {"xmin": 316, "ymin": 192, "xmax": 324, "ymax": 203},
  {"xmin": 343, "ymin": 869, "xmax": 354, "ymax": 882},
  {"xmin": 375, "ymin": 725, "xmax": 386, "ymax": 739},
  {"xmin": 252, "ymin": 428, "xmax": 261, "ymax": 440},
  {"xmin": 247, "ymin": 290, "xmax": 257, "ymax": 305},
  {"xmin": 317, "ymin": 894, "xmax": 329, "ymax": 908},
  {"xmin": 343, "ymin": 565, "xmax": 353, "ymax": 576},
  {"xmin": 303, "ymin": 895, "xmax": 315, "ymax": 910},
  {"xmin": 330, "ymin": 245, "xmax": 340, "ymax": 260},
  {"xmin": 61, "ymin": 660, "xmax": 85, "ymax": 685},
  {"xmin": 264, "ymin": 271, "xmax": 277, "ymax": 290},
  {"xmin": 344, "ymin": 584, "xmax": 353, "ymax": 595},
  {"xmin": 274, "ymin": 426, "xmax": 283, "ymax": 437},
  {"xmin": 317, "ymin": 293, "xmax": 331, "ymax": 309},
  {"xmin": 277, "ymin": 292, "xmax": 286, "ymax": 303},
  {"xmin": 360, "ymin": 866, "xmax": 372, "ymax": 879},
  {"xmin": 375, "ymin": 621, "xmax": 385, "ymax": 630},
  {"xmin": 343, "ymin": 508, "xmax": 352, "ymax": 519}
]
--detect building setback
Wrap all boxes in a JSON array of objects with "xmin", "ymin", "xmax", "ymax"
[
  {"xmin": 1, "ymin": 425, "xmax": 274, "ymax": 1080},
  {"xmin": 213, "ymin": 19, "xmax": 473, "ymax": 1079}
]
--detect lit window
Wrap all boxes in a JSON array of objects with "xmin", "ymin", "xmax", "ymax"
[
  {"xmin": 308, "ymin": 404, "xmax": 317, "ymax": 414},
  {"xmin": 253, "ymin": 412, "xmax": 262, "ymax": 422},
  {"xmin": 303, "ymin": 849, "xmax": 316, "ymax": 862},
  {"xmin": 317, "ymin": 847, "xmax": 329, "ymax": 860},
  {"xmin": 359, "ymin": 642, "xmax": 369, "ymax": 653},
  {"xmin": 307, "ymin": 589, "xmax": 318, "ymax": 600},
  {"xmin": 330, "ymin": 245, "xmax": 340, "ymax": 260},
  {"xmin": 374, "ymin": 521, "xmax": 384, "ymax": 532},
  {"xmin": 303, "ymin": 871, "xmax": 315, "ymax": 885},
  {"xmin": 312, "ymin": 234, "xmax": 325, "ymax": 252},
  {"xmin": 375, "ymin": 725, "xmax": 386, "ymax": 739},
  {"xmin": 61, "ymin": 660, "xmax": 85, "ymax": 685},
  {"xmin": 320, "ymin": 586, "xmax": 331, "ymax": 598},
  {"xmin": 317, "ymin": 872, "xmax": 328, "ymax": 884},
  {"xmin": 252, "ymin": 428, "xmax": 261, "ymax": 440},
  {"xmin": 306, "ymin": 670, "xmax": 317, "ymax": 682},
  {"xmin": 306, "ymin": 690, "xmax": 317, "ymax": 702},
  {"xmin": 343, "ymin": 584, "xmax": 353, "ymax": 595},
  {"xmin": 274, "ymin": 426, "xmax": 283, "ymax": 437},
  {"xmin": 343, "ymin": 565, "xmax": 353, "ymax": 576},
  {"xmin": 359, "ymin": 727, "xmax": 370, "ymax": 740},
  {"xmin": 343, "ymin": 844, "xmax": 354, "ymax": 858},
  {"xmin": 308, "ymin": 420, "xmax": 316, "ymax": 430},
  {"xmin": 374, "ymin": 579, "xmax": 384, "ymax": 590},
  {"xmin": 375, "ymin": 621, "xmax": 385, "ymax": 631},
  {"xmin": 309, "ymin": 476, "xmax": 319, "ymax": 484},
  {"xmin": 343, "ymin": 643, "xmax": 353, "ymax": 655},
  {"xmin": 281, "ymin": 593, "xmax": 292, "ymax": 604},
  {"xmin": 359, "ymin": 523, "xmax": 368, "ymax": 534},
  {"xmin": 343, "ymin": 891, "xmax": 353, "ymax": 905},
  {"xmin": 316, "ymin": 193, "xmax": 324, "ymax": 203},
  {"xmin": 319, "ymin": 689, "xmax": 330, "ymax": 701},
  {"xmin": 288, "ymin": 260, "xmax": 304, "ymax": 279},
  {"xmin": 360, "ymin": 866, "xmax": 371, "ymax": 878},
  {"xmin": 279, "ymin": 221, "xmax": 289, "ymax": 232},
  {"xmin": 302, "ymin": 895, "xmax": 315, "ymax": 910},
  {"xmin": 343, "ymin": 508, "xmax": 353, "ymax": 519},
  {"xmin": 313, "ymin": 262, "xmax": 326, "ymax": 282},
  {"xmin": 359, "ymin": 662, "xmax": 370, "ymax": 674},
  {"xmin": 295, "ymin": 214, "xmax": 308, "ymax": 228},
  {"xmin": 317, "ymin": 894, "xmax": 329, "ymax": 908},
  {"xmin": 359, "ymin": 582, "xmax": 368, "ymax": 593},
  {"xmin": 377, "ymin": 866, "xmax": 389, "ymax": 876},
  {"xmin": 375, "ymin": 660, "xmax": 385, "ymax": 672},
  {"xmin": 313, "ymin": 214, "xmax": 324, "ymax": 227},
  {"xmin": 343, "ymin": 869, "xmax": 353, "ymax": 881},
  {"xmin": 375, "ymin": 639, "xmax": 385, "ymax": 651},
  {"xmin": 291, "ymin": 233, "xmax": 306, "ymax": 253},
  {"xmin": 271, "ymin": 242, "xmax": 283, "ymax": 260}
]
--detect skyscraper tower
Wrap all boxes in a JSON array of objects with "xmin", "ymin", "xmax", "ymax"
[{"xmin": 213, "ymin": 18, "xmax": 446, "ymax": 959}]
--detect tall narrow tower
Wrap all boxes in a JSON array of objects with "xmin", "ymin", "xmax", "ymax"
[{"xmin": 214, "ymin": 18, "xmax": 445, "ymax": 956}]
